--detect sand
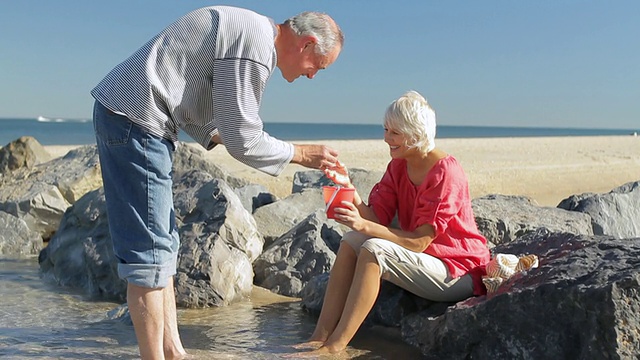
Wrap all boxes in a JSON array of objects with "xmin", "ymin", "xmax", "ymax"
[{"xmin": 45, "ymin": 135, "xmax": 640, "ymax": 207}]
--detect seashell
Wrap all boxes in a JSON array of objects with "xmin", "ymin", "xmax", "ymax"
[
  {"xmin": 482, "ymin": 277, "xmax": 503, "ymax": 294},
  {"xmin": 486, "ymin": 253, "xmax": 519, "ymax": 279},
  {"xmin": 516, "ymin": 254, "xmax": 539, "ymax": 272}
]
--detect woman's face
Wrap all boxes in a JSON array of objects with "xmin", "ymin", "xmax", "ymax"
[{"xmin": 383, "ymin": 125, "xmax": 411, "ymax": 159}]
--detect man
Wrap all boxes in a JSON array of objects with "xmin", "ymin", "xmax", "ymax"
[{"xmin": 91, "ymin": 6, "xmax": 343, "ymax": 359}]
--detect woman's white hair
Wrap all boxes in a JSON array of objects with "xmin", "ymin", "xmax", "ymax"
[
  {"xmin": 284, "ymin": 12, "xmax": 344, "ymax": 56},
  {"xmin": 384, "ymin": 90, "xmax": 437, "ymax": 153}
]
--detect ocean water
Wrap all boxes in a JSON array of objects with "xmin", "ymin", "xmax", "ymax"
[
  {"xmin": 0, "ymin": 256, "xmax": 423, "ymax": 359},
  {"xmin": 0, "ymin": 117, "xmax": 637, "ymax": 146}
]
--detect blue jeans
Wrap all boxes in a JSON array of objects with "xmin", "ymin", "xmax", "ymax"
[{"xmin": 93, "ymin": 101, "xmax": 178, "ymax": 288}]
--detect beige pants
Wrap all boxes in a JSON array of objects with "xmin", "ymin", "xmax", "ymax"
[{"xmin": 343, "ymin": 231, "xmax": 474, "ymax": 302}]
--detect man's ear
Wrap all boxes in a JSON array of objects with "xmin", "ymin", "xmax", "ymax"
[{"xmin": 299, "ymin": 35, "xmax": 318, "ymax": 52}]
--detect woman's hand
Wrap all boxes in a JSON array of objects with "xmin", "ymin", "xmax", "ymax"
[
  {"xmin": 323, "ymin": 160, "xmax": 352, "ymax": 188},
  {"xmin": 332, "ymin": 201, "xmax": 366, "ymax": 232}
]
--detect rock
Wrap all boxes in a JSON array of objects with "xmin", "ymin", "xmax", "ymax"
[
  {"xmin": 402, "ymin": 230, "xmax": 640, "ymax": 359},
  {"xmin": 0, "ymin": 211, "xmax": 43, "ymax": 255},
  {"xmin": 0, "ymin": 136, "xmax": 52, "ymax": 175},
  {"xmin": 38, "ymin": 188, "xmax": 125, "ymax": 301},
  {"xmin": 558, "ymin": 181, "xmax": 640, "ymax": 238},
  {"xmin": 173, "ymin": 170, "xmax": 263, "ymax": 262},
  {"xmin": 173, "ymin": 171, "xmax": 261, "ymax": 307},
  {"xmin": 233, "ymin": 184, "xmax": 277, "ymax": 214},
  {"xmin": 252, "ymin": 188, "xmax": 327, "ymax": 247},
  {"xmin": 473, "ymin": 194, "xmax": 593, "ymax": 247},
  {"xmin": 253, "ymin": 210, "xmax": 343, "ymax": 297},
  {"xmin": 1, "ymin": 184, "xmax": 70, "ymax": 241},
  {"xmin": 0, "ymin": 145, "xmax": 102, "ymax": 240},
  {"xmin": 172, "ymin": 142, "xmax": 249, "ymax": 188},
  {"xmin": 39, "ymin": 169, "xmax": 264, "ymax": 308}
]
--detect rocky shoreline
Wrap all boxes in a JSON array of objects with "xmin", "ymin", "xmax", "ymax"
[{"xmin": 2, "ymin": 136, "xmax": 640, "ymax": 358}]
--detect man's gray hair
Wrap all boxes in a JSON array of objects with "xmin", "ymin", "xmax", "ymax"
[{"xmin": 284, "ymin": 12, "xmax": 344, "ymax": 55}]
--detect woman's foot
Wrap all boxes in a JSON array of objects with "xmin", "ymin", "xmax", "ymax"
[
  {"xmin": 291, "ymin": 340, "xmax": 324, "ymax": 350},
  {"xmin": 284, "ymin": 345, "xmax": 346, "ymax": 358}
]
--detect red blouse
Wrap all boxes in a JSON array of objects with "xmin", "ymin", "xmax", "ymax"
[{"xmin": 368, "ymin": 155, "xmax": 490, "ymax": 295}]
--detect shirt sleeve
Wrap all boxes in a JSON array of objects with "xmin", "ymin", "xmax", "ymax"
[
  {"xmin": 212, "ymin": 58, "xmax": 294, "ymax": 176},
  {"xmin": 368, "ymin": 162, "xmax": 398, "ymax": 226},
  {"xmin": 414, "ymin": 159, "xmax": 467, "ymax": 234}
]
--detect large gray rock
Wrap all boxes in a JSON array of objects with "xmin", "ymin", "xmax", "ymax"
[
  {"xmin": 0, "ymin": 145, "xmax": 102, "ymax": 240},
  {"xmin": 39, "ymin": 170, "xmax": 263, "ymax": 308},
  {"xmin": 473, "ymin": 194, "xmax": 593, "ymax": 247},
  {"xmin": 0, "ymin": 211, "xmax": 43, "ymax": 255},
  {"xmin": 402, "ymin": 231, "xmax": 640, "ymax": 359},
  {"xmin": 253, "ymin": 210, "xmax": 343, "ymax": 298},
  {"xmin": 172, "ymin": 142, "xmax": 249, "ymax": 189},
  {"xmin": 38, "ymin": 188, "xmax": 125, "ymax": 301},
  {"xmin": 558, "ymin": 181, "xmax": 640, "ymax": 238},
  {"xmin": 173, "ymin": 170, "xmax": 263, "ymax": 262},
  {"xmin": 233, "ymin": 184, "xmax": 277, "ymax": 214},
  {"xmin": 1, "ymin": 184, "xmax": 70, "ymax": 241},
  {"xmin": 252, "ymin": 188, "xmax": 326, "ymax": 247},
  {"xmin": 173, "ymin": 171, "xmax": 261, "ymax": 307},
  {"xmin": 0, "ymin": 136, "xmax": 52, "ymax": 175}
]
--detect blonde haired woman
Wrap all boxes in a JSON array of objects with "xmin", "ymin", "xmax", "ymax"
[{"xmin": 292, "ymin": 91, "xmax": 490, "ymax": 356}]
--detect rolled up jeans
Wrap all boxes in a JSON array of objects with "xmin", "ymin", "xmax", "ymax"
[
  {"xmin": 93, "ymin": 100, "xmax": 178, "ymax": 289},
  {"xmin": 342, "ymin": 231, "xmax": 473, "ymax": 302}
]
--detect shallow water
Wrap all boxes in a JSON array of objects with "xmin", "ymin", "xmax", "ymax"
[{"xmin": 0, "ymin": 256, "xmax": 423, "ymax": 359}]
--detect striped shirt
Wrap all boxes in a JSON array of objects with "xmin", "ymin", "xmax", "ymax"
[{"xmin": 91, "ymin": 6, "xmax": 294, "ymax": 176}]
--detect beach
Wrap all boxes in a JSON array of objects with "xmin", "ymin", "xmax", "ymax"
[{"xmin": 45, "ymin": 135, "xmax": 640, "ymax": 207}]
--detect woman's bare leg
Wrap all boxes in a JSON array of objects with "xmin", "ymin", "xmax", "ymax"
[
  {"xmin": 293, "ymin": 242, "xmax": 359, "ymax": 349},
  {"xmin": 312, "ymin": 248, "xmax": 381, "ymax": 355}
]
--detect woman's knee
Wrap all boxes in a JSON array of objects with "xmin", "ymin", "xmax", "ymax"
[{"xmin": 341, "ymin": 231, "xmax": 370, "ymax": 254}]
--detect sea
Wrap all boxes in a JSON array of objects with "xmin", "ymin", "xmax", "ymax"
[{"xmin": 1, "ymin": 117, "xmax": 638, "ymax": 146}]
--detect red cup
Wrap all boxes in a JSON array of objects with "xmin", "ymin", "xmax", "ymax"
[{"xmin": 322, "ymin": 186, "xmax": 355, "ymax": 219}]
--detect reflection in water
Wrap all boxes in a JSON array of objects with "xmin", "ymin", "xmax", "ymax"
[{"xmin": 0, "ymin": 256, "xmax": 423, "ymax": 359}]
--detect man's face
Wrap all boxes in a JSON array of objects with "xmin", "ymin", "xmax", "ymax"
[{"xmin": 279, "ymin": 38, "xmax": 341, "ymax": 83}]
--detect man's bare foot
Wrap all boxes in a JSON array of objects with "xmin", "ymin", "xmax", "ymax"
[{"xmin": 291, "ymin": 340, "xmax": 324, "ymax": 350}]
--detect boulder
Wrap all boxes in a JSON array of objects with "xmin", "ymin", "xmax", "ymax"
[
  {"xmin": 402, "ymin": 230, "xmax": 640, "ymax": 359},
  {"xmin": 0, "ymin": 136, "xmax": 52, "ymax": 175},
  {"xmin": 0, "ymin": 211, "xmax": 43, "ymax": 255},
  {"xmin": 473, "ymin": 194, "xmax": 593, "ymax": 247},
  {"xmin": 0, "ymin": 145, "xmax": 102, "ymax": 240},
  {"xmin": 39, "ymin": 170, "xmax": 263, "ymax": 308},
  {"xmin": 38, "ymin": 188, "xmax": 125, "ymax": 301},
  {"xmin": 558, "ymin": 181, "xmax": 640, "ymax": 238},
  {"xmin": 233, "ymin": 184, "xmax": 277, "ymax": 214},
  {"xmin": 253, "ymin": 210, "xmax": 343, "ymax": 297},
  {"xmin": 252, "ymin": 188, "xmax": 327, "ymax": 247},
  {"xmin": 172, "ymin": 142, "xmax": 249, "ymax": 188}
]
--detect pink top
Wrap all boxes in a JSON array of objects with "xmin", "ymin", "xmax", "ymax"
[{"xmin": 368, "ymin": 155, "xmax": 490, "ymax": 295}]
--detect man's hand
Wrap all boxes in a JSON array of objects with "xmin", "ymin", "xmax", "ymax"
[{"xmin": 291, "ymin": 144, "xmax": 338, "ymax": 169}]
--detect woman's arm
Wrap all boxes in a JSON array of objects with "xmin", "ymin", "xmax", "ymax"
[{"xmin": 336, "ymin": 203, "xmax": 434, "ymax": 253}]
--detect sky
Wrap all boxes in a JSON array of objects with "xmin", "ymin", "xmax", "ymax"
[{"xmin": 1, "ymin": 1, "xmax": 638, "ymax": 129}]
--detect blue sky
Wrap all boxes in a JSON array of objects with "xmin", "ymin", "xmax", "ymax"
[{"xmin": 1, "ymin": 1, "xmax": 638, "ymax": 129}]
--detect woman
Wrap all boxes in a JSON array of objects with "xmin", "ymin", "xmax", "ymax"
[{"xmin": 292, "ymin": 91, "xmax": 490, "ymax": 356}]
